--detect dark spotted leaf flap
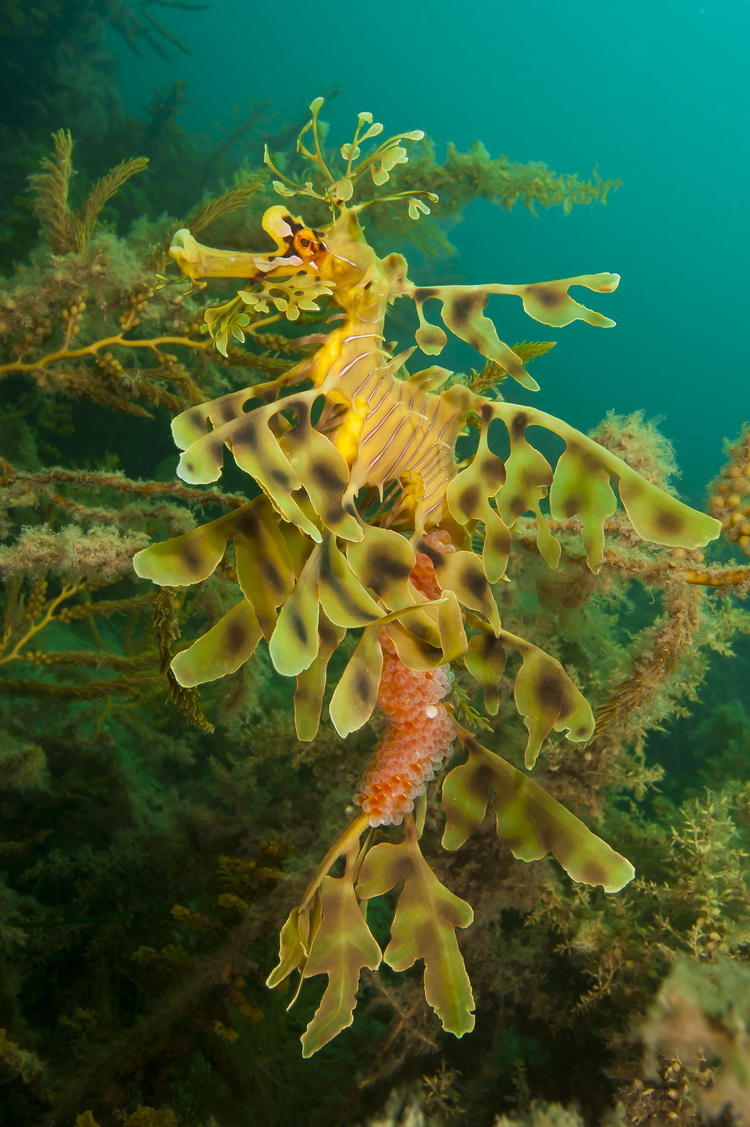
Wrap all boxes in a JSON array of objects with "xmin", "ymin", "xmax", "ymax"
[
  {"xmin": 496, "ymin": 423, "xmax": 561, "ymax": 569},
  {"xmin": 133, "ymin": 506, "xmax": 243, "ymax": 587},
  {"xmin": 175, "ymin": 387, "xmax": 324, "ymax": 541},
  {"xmin": 489, "ymin": 401, "xmax": 721, "ymax": 554},
  {"xmin": 171, "ymin": 380, "xmax": 280, "ymax": 452},
  {"xmin": 346, "ymin": 524, "xmax": 417, "ymax": 611},
  {"xmin": 548, "ymin": 442, "xmax": 617, "ymax": 573},
  {"xmin": 271, "ymin": 530, "xmax": 386, "ymax": 676},
  {"xmin": 347, "ymin": 524, "xmax": 448, "ymax": 648},
  {"xmin": 410, "ymin": 286, "xmax": 538, "ymax": 392},
  {"xmin": 383, "ymin": 617, "xmax": 448, "ymax": 672},
  {"xmin": 446, "ymin": 428, "xmax": 511, "ymax": 583},
  {"xmin": 171, "ymin": 599, "xmax": 262, "ymax": 687},
  {"xmin": 514, "ymin": 273, "xmax": 619, "ymax": 329},
  {"xmin": 617, "ymin": 473, "xmax": 719, "ymax": 549},
  {"xmin": 317, "ymin": 535, "xmax": 383, "ymax": 628},
  {"xmin": 357, "ymin": 820, "xmax": 475, "ymax": 1038},
  {"xmin": 329, "ymin": 624, "xmax": 383, "ymax": 737},
  {"xmin": 500, "ymin": 628, "xmax": 594, "ymax": 767},
  {"xmin": 294, "ymin": 614, "xmax": 346, "ymax": 742},
  {"xmin": 298, "ymin": 873, "xmax": 382, "ymax": 1058},
  {"xmin": 464, "ymin": 630, "xmax": 507, "ymax": 716},
  {"xmin": 436, "ymin": 591, "xmax": 469, "ymax": 663},
  {"xmin": 406, "ymin": 273, "xmax": 618, "ymax": 391},
  {"xmin": 414, "ymin": 535, "xmax": 501, "ymax": 633},
  {"xmin": 266, "ymin": 816, "xmax": 371, "ymax": 1000},
  {"xmin": 269, "ymin": 542, "xmax": 323, "ymax": 677},
  {"xmin": 442, "ymin": 729, "xmax": 635, "ymax": 893},
  {"xmin": 280, "ymin": 404, "xmax": 363, "ymax": 541},
  {"xmin": 233, "ymin": 503, "xmax": 297, "ymax": 639}
]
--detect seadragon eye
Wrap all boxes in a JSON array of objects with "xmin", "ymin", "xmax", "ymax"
[{"xmin": 293, "ymin": 230, "xmax": 325, "ymax": 265}]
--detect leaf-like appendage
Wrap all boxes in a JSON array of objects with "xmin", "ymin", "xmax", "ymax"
[
  {"xmin": 269, "ymin": 544, "xmax": 323, "ymax": 677},
  {"xmin": 413, "ymin": 535, "xmax": 501, "ymax": 632},
  {"xmin": 294, "ymin": 614, "xmax": 346, "ymax": 742},
  {"xmin": 502, "ymin": 630, "xmax": 594, "ymax": 767},
  {"xmin": 133, "ymin": 507, "xmax": 240, "ymax": 587},
  {"xmin": 446, "ymin": 431, "xmax": 510, "ymax": 583},
  {"xmin": 444, "ymin": 396, "xmax": 721, "ymax": 572},
  {"xmin": 329, "ymin": 624, "xmax": 383, "ymax": 737},
  {"xmin": 317, "ymin": 536, "xmax": 382, "ymax": 628},
  {"xmin": 357, "ymin": 829, "xmax": 475, "ymax": 1037},
  {"xmin": 497, "ymin": 427, "xmax": 560, "ymax": 569},
  {"xmin": 405, "ymin": 273, "xmax": 618, "ymax": 390},
  {"xmin": 442, "ymin": 732, "xmax": 635, "ymax": 894},
  {"xmin": 346, "ymin": 524, "xmax": 417, "ymax": 610},
  {"xmin": 299, "ymin": 875, "xmax": 382, "ymax": 1058},
  {"xmin": 281, "ymin": 407, "xmax": 362, "ymax": 542},
  {"xmin": 549, "ymin": 442, "xmax": 617, "ymax": 572},
  {"xmin": 234, "ymin": 504, "xmax": 297, "ymax": 639},
  {"xmin": 465, "ymin": 630, "xmax": 507, "ymax": 716},
  {"xmin": 171, "ymin": 600, "xmax": 262, "ymax": 687}
]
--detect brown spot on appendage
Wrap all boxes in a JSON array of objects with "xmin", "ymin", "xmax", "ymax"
[
  {"xmin": 580, "ymin": 860, "xmax": 610, "ymax": 888},
  {"xmin": 509, "ymin": 496, "xmax": 528, "ymax": 517},
  {"xmin": 435, "ymin": 899, "xmax": 468, "ymax": 927},
  {"xmin": 476, "ymin": 452, "xmax": 506, "ymax": 490},
  {"xmin": 537, "ymin": 674, "xmax": 566, "ymax": 712},
  {"xmin": 387, "ymin": 854, "xmax": 415, "ymax": 888},
  {"xmin": 354, "ymin": 671, "xmax": 372, "ymax": 702},
  {"xmin": 561, "ymin": 493, "xmax": 583, "ymax": 518},
  {"xmin": 415, "ymin": 539, "xmax": 443, "ymax": 569},
  {"xmin": 217, "ymin": 399, "xmax": 239, "ymax": 424},
  {"xmin": 450, "ymin": 292, "xmax": 484, "ymax": 326},
  {"xmin": 406, "ymin": 620, "xmax": 431, "ymax": 641},
  {"xmin": 225, "ymin": 617, "xmax": 248, "ymax": 656},
  {"xmin": 414, "ymin": 287, "xmax": 439, "ymax": 302},
  {"xmin": 524, "ymin": 808, "xmax": 558, "ymax": 855},
  {"xmin": 582, "ymin": 449, "xmax": 605, "ymax": 474},
  {"xmin": 268, "ymin": 468, "xmax": 295, "ymax": 488},
  {"xmin": 310, "ymin": 460, "xmax": 347, "ymax": 492},
  {"xmin": 259, "ymin": 558, "xmax": 285, "ymax": 597},
  {"xmin": 468, "ymin": 763, "xmax": 495, "ymax": 803},
  {"xmin": 528, "ymin": 284, "xmax": 560, "ymax": 309},
  {"xmin": 318, "ymin": 619, "xmax": 339, "ymax": 649},
  {"xmin": 481, "ymin": 403, "xmax": 494, "ymax": 424},
  {"xmin": 356, "ymin": 550, "xmax": 412, "ymax": 593},
  {"xmin": 179, "ymin": 543, "xmax": 206, "ymax": 577},
  {"xmin": 481, "ymin": 632, "xmax": 506, "ymax": 662},
  {"xmin": 510, "ymin": 412, "xmax": 528, "ymax": 440},
  {"xmin": 654, "ymin": 509, "xmax": 685, "ymax": 535},
  {"xmin": 458, "ymin": 484, "xmax": 481, "ymax": 513},
  {"xmin": 323, "ymin": 505, "xmax": 347, "ymax": 529},
  {"xmin": 460, "ymin": 566, "xmax": 489, "ymax": 600},
  {"xmin": 290, "ymin": 612, "xmax": 308, "ymax": 645}
]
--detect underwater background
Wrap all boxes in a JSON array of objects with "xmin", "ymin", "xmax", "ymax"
[{"xmin": 1, "ymin": 0, "xmax": 750, "ymax": 1125}]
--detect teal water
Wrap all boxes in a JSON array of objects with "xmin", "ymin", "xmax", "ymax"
[{"xmin": 113, "ymin": 0, "xmax": 750, "ymax": 503}]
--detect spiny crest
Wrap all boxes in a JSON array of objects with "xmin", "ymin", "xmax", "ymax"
[{"xmin": 264, "ymin": 96, "xmax": 438, "ymax": 219}]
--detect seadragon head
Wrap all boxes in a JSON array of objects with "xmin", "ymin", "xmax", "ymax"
[{"xmin": 163, "ymin": 99, "xmax": 435, "ymax": 351}]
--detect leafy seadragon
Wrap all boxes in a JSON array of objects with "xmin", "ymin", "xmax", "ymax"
[{"xmin": 133, "ymin": 100, "xmax": 721, "ymax": 1056}]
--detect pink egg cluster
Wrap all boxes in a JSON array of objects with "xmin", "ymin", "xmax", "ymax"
[{"xmin": 354, "ymin": 530, "xmax": 456, "ymax": 827}]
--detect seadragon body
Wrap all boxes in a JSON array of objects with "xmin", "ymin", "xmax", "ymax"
[{"xmin": 134, "ymin": 101, "xmax": 721, "ymax": 1056}]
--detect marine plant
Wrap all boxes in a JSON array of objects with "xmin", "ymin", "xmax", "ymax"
[{"xmin": 133, "ymin": 98, "xmax": 721, "ymax": 1057}]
